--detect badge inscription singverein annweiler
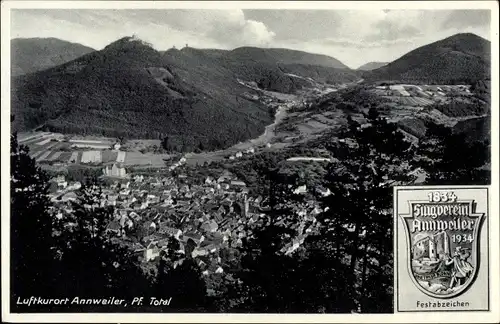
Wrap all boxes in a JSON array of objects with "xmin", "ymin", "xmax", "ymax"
[
  {"xmin": 395, "ymin": 187, "xmax": 489, "ymax": 312},
  {"xmin": 401, "ymin": 191, "xmax": 483, "ymax": 298}
]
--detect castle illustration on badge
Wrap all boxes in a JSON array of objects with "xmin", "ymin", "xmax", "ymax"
[{"xmin": 394, "ymin": 186, "xmax": 489, "ymax": 312}]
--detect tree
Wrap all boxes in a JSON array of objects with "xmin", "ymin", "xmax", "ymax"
[
  {"xmin": 220, "ymin": 168, "xmax": 310, "ymax": 312},
  {"xmin": 53, "ymin": 181, "xmax": 151, "ymax": 307},
  {"xmin": 155, "ymin": 241, "xmax": 209, "ymax": 312},
  {"xmin": 162, "ymin": 136, "xmax": 172, "ymax": 151},
  {"xmin": 10, "ymin": 133, "xmax": 56, "ymax": 305},
  {"xmin": 314, "ymin": 108, "xmax": 415, "ymax": 312},
  {"xmin": 218, "ymin": 108, "xmax": 415, "ymax": 312},
  {"xmin": 416, "ymin": 123, "xmax": 490, "ymax": 185}
]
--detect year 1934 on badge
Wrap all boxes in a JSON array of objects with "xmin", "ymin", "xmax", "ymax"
[{"xmin": 394, "ymin": 186, "xmax": 489, "ymax": 312}]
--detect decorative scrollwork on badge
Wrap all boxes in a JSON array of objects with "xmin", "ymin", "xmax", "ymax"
[{"xmin": 399, "ymin": 192, "xmax": 484, "ymax": 299}]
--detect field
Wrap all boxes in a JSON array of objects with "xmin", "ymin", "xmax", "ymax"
[
  {"xmin": 122, "ymin": 152, "xmax": 172, "ymax": 167},
  {"xmin": 382, "ymin": 96, "xmax": 435, "ymax": 106},
  {"xmin": 71, "ymin": 143, "xmax": 112, "ymax": 149},
  {"xmin": 18, "ymin": 132, "xmax": 174, "ymax": 169},
  {"xmin": 81, "ymin": 151, "xmax": 103, "ymax": 164},
  {"xmin": 374, "ymin": 84, "xmax": 472, "ymax": 107},
  {"xmin": 277, "ymin": 108, "xmax": 346, "ymax": 140}
]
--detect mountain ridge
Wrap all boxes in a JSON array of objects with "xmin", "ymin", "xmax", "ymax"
[
  {"xmin": 164, "ymin": 46, "xmax": 360, "ymax": 86},
  {"xmin": 11, "ymin": 37, "xmax": 275, "ymax": 151},
  {"xmin": 11, "ymin": 37, "xmax": 95, "ymax": 76},
  {"xmin": 363, "ymin": 33, "xmax": 490, "ymax": 84},
  {"xmin": 357, "ymin": 62, "xmax": 388, "ymax": 71},
  {"xmin": 226, "ymin": 46, "xmax": 350, "ymax": 69},
  {"xmin": 12, "ymin": 33, "xmax": 489, "ymax": 151}
]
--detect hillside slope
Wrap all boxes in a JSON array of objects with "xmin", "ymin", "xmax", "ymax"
[
  {"xmin": 167, "ymin": 47, "xmax": 360, "ymax": 87},
  {"xmin": 357, "ymin": 62, "xmax": 388, "ymax": 71},
  {"xmin": 227, "ymin": 47, "xmax": 350, "ymax": 69},
  {"xmin": 11, "ymin": 37, "xmax": 276, "ymax": 151},
  {"xmin": 363, "ymin": 33, "xmax": 490, "ymax": 84},
  {"xmin": 11, "ymin": 37, "xmax": 95, "ymax": 76},
  {"xmin": 164, "ymin": 47, "xmax": 312, "ymax": 94}
]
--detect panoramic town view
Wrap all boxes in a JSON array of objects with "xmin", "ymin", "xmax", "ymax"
[{"xmin": 9, "ymin": 7, "xmax": 491, "ymax": 314}]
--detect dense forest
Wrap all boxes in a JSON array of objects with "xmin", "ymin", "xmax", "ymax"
[
  {"xmin": 11, "ymin": 37, "xmax": 274, "ymax": 150},
  {"xmin": 11, "ymin": 37, "xmax": 360, "ymax": 152},
  {"xmin": 11, "ymin": 37, "xmax": 95, "ymax": 76},
  {"xmin": 225, "ymin": 46, "xmax": 350, "ymax": 69},
  {"xmin": 363, "ymin": 33, "xmax": 490, "ymax": 84}
]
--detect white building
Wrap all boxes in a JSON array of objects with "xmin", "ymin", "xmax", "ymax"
[
  {"xmin": 67, "ymin": 182, "xmax": 81, "ymax": 191},
  {"xmin": 103, "ymin": 163, "xmax": 127, "ymax": 177},
  {"xmin": 293, "ymin": 185, "xmax": 307, "ymax": 195}
]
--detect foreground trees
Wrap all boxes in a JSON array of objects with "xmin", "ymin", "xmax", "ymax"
[
  {"xmin": 51, "ymin": 183, "xmax": 152, "ymax": 307},
  {"xmin": 316, "ymin": 109, "xmax": 415, "ymax": 312},
  {"xmin": 306, "ymin": 109, "xmax": 414, "ymax": 312},
  {"xmin": 10, "ymin": 101, "xmax": 489, "ymax": 312},
  {"xmin": 220, "ymin": 109, "xmax": 415, "ymax": 313},
  {"xmin": 155, "ymin": 239, "xmax": 209, "ymax": 312},
  {"xmin": 10, "ymin": 134, "xmax": 55, "ymax": 302},
  {"xmin": 11, "ymin": 136, "xmax": 159, "ymax": 311},
  {"xmin": 416, "ymin": 123, "xmax": 490, "ymax": 185}
]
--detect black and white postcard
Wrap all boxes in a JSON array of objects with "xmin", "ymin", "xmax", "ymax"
[{"xmin": 1, "ymin": 1, "xmax": 498, "ymax": 323}]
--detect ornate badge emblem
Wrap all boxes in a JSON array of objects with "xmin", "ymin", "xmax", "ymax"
[{"xmin": 399, "ymin": 190, "xmax": 485, "ymax": 299}]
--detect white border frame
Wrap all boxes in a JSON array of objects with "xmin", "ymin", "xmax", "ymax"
[{"xmin": 2, "ymin": 1, "xmax": 499, "ymax": 323}]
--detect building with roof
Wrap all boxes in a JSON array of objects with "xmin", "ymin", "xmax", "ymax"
[
  {"xmin": 103, "ymin": 163, "xmax": 127, "ymax": 178},
  {"xmin": 412, "ymin": 231, "xmax": 451, "ymax": 261}
]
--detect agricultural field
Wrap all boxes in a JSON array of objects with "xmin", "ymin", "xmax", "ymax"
[
  {"xmin": 389, "ymin": 84, "xmax": 411, "ymax": 96},
  {"xmin": 270, "ymin": 105, "xmax": 349, "ymax": 145},
  {"xmin": 371, "ymin": 84, "xmax": 479, "ymax": 123},
  {"xmin": 81, "ymin": 151, "xmax": 102, "ymax": 164},
  {"xmin": 122, "ymin": 152, "xmax": 172, "ymax": 167},
  {"xmin": 373, "ymin": 84, "xmax": 472, "ymax": 107},
  {"xmin": 71, "ymin": 143, "xmax": 112, "ymax": 149},
  {"xmin": 101, "ymin": 151, "xmax": 119, "ymax": 163},
  {"xmin": 69, "ymin": 152, "xmax": 80, "ymax": 163},
  {"xmin": 311, "ymin": 113, "xmax": 339, "ymax": 125},
  {"xmin": 18, "ymin": 132, "xmax": 174, "ymax": 169},
  {"xmin": 116, "ymin": 151, "xmax": 126, "ymax": 163},
  {"xmin": 382, "ymin": 96, "xmax": 435, "ymax": 106}
]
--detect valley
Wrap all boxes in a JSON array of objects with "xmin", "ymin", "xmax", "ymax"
[{"xmin": 18, "ymin": 77, "xmax": 489, "ymax": 178}]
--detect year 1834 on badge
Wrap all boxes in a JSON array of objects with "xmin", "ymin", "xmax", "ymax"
[{"xmin": 394, "ymin": 186, "xmax": 489, "ymax": 312}]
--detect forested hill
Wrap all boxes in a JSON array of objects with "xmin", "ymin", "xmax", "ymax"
[
  {"xmin": 165, "ymin": 47, "xmax": 361, "ymax": 89},
  {"xmin": 357, "ymin": 62, "xmax": 388, "ymax": 71},
  {"xmin": 216, "ymin": 47, "xmax": 361, "ymax": 83},
  {"xmin": 11, "ymin": 37, "xmax": 95, "ymax": 76},
  {"xmin": 163, "ymin": 47, "xmax": 310, "ymax": 95},
  {"xmin": 11, "ymin": 37, "xmax": 276, "ymax": 151},
  {"xmin": 226, "ymin": 47, "xmax": 350, "ymax": 69},
  {"xmin": 363, "ymin": 33, "xmax": 491, "ymax": 84},
  {"xmin": 12, "ymin": 37, "xmax": 360, "ymax": 150}
]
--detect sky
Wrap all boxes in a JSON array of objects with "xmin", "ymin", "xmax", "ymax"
[{"xmin": 10, "ymin": 9, "xmax": 492, "ymax": 68}]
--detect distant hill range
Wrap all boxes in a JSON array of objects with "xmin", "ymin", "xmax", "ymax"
[
  {"xmin": 225, "ymin": 47, "xmax": 350, "ymax": 69},
  {"xmin": 363, "ymin": 33, "xmax": 491, "ymax": 84},
  {"xmin": 357, "ymin": 62, "xmax": 388, "ymax": 71},
  {"xmin": 11, "ymin": 36, "xmax": 359, "ymax": 151},
  {"xmin": 11, "ymin": 38, "xmax": 95, "ymax": 76},
  {"xmin": 165, "ymin": 46, "xmax": 360, "ymax": 87}
]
